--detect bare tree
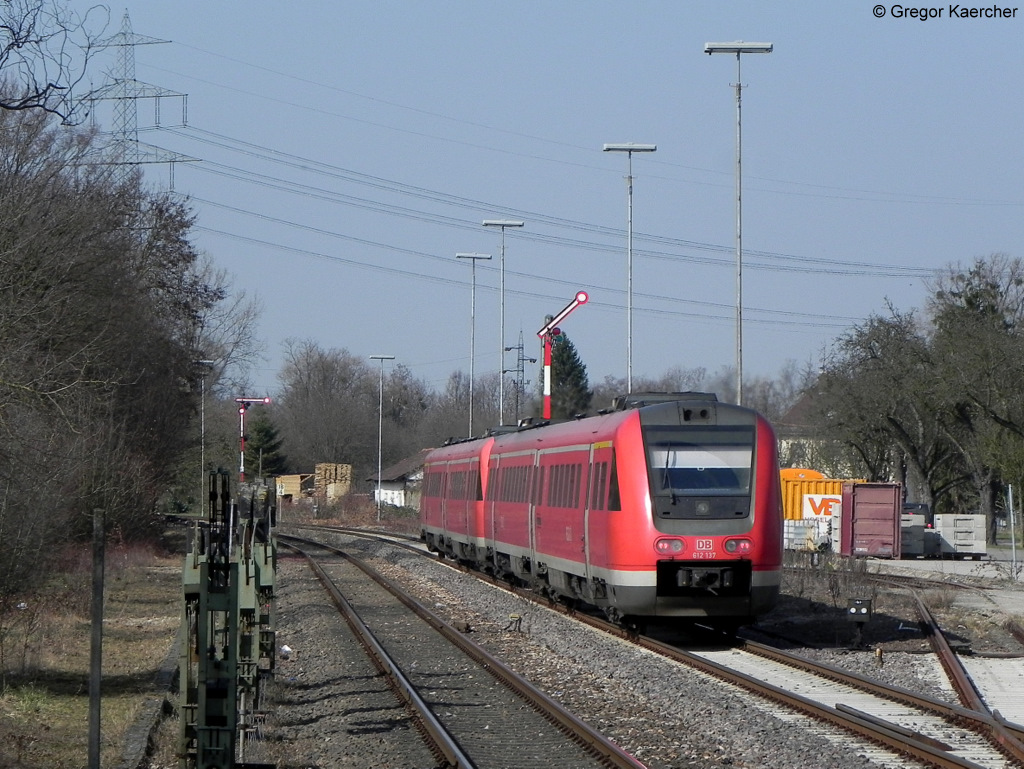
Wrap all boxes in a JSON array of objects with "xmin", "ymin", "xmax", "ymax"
[
  {"xmin": 189, "ymin": 257, "xmax": 263, "ymax": 393},
  {"xmin": 0, "ymin": 103, "xmax": 253, "ymax": 595},
  {"xmin": 0, "ymin": 0, "xmax": 106, "ymax": 122},
  {"xmin": 274, "ymin": 340, "xmax": 379, "ymax": 477}
]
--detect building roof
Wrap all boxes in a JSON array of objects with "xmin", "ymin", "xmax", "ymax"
[
  {"xmin": 776, "ymin": 388, "xmax": 820, "ymax": 436},
  {"xmin": 367, "ymin": 447, "xmax": 434, "ymax": 483}
]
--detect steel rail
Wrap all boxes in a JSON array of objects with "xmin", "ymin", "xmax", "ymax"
[
  {"xmin": 743, "ymin": 639, "xmax": 989, "ymax": 721},
  {"xmin": 657, "ymin": 641, "xmax": 988, "ymax": 769},
  {"xmin": 278, "ymin": 534, "xmax": 646, "ymax": 769},
  {"xmin": 287, "ymin": 525, "xmax": 1003, "ymax": 767},
  {"xmin": 279, "ymin": 539, "xmax": 470, "ymax": 769},
  {"xmin": 915, "ymin": 595, "xmax": 1024, "ymax": 764}
]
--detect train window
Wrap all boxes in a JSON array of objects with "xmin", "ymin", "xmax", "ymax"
[
  {"xmin": 590, "ymin": 462, "xmax": 607, "ymax": 511},
  {"xmin": 514, "ymin": 466, "xmax": 526, "ymax": 502},
  {"xmin": 492, "ymin": 464, "xmax": 533, "ymax": 503},
  {"xmin": 539, "ymin": 461, "xmax": 586, "ymax": 508},
  {"xmin": 607, "ymin": 452, "xmax": 622, "ymax": 511},
  {"xmin": 550, "ymin": 464, "xmax": 565, "ymax": 508},
  {"xmin": 644, "ymin": 425, "xmax": 754, "ymax": 496},
  {"xmin": 571, "ymin": 464, "xmax": 581, "ymax": 508}
]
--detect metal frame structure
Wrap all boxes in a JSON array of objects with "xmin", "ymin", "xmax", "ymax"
[
  {"xmin": 179, "ymin": 471, "xmax": 277, "ymax": 769},
  {"xmin": 482, "ymin": 219, "xmax": 524, "ymax": 425},
  {"xmin": 456, "ymin": 253, "xmax": 491, "ymax": 436}
]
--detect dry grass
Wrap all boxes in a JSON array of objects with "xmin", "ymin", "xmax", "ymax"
[{"xmin": 0, "ymin": 541, "xmax": 181, "ymax": 769}]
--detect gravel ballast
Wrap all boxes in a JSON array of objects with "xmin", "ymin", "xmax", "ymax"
[{"xmin": 269, "ymin": 535, "xmax": 965, "ymax": 769}]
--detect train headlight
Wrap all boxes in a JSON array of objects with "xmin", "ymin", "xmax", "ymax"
[
  {"xmin": 724, "ymin": 537, "xmax": 752, "ymax": 554},
  {"xmin": 655, "ymin": 538, "xmax": 685, "ymax": 555}
]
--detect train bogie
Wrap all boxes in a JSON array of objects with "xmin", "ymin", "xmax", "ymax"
[{"xmin": 420, "ymin": 393, "xmax": 783, "ymax": 627}]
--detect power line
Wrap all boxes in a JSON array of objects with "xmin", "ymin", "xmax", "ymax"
[
  {"xmin": 168, "ymin": 126, "xmax": 935, "ymax": 280},
  {"xmin": 194, "ymin": 220, "xmax": 853, "ymax": 330},
  {"xmin": 147, "ymin": 49, "xmax": 1022, "ymax": 210}
]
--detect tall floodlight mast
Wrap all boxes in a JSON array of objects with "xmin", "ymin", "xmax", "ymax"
[
  {"xmin": 603, "ymin": 143, "xmax": 656, "ymax": 394},
  {"xmin": 704, "ymin": 40, "xmax": 773, "ymax": 405}
]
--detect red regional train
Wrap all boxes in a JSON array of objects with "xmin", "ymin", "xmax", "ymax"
[{"xmin": 420, "ymin": 392, "xmax": 783, "ymax": 628}]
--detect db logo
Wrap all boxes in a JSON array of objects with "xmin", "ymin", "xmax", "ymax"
[{"xmin": 695, "ymin": 539, "xmax": 713, "ymax": 550}]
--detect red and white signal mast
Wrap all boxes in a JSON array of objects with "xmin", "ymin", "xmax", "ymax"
[
  {"xmin": 537, "ymin": 291, "xmax": 588, "ymax": 420},
  {"xmin": 235, "ymin": 396, "xmax": 272, "ymax": 482}
]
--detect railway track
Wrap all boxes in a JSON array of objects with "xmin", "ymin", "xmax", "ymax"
[
  {"xmin": 684, "ymin": 640, "xmax": 1016, "ymax": 768},
  {"xmin": 285, "ymin": 524, "xmax": 1024, "ymax": 768},
  {"xmin": 277, "ymin": 534, "xmax": 645, "ymax": 769}
]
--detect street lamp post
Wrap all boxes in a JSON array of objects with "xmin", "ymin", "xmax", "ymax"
[
  {"xmin": 482, "ymin": 219, "xmax": 524, "ymax": 426},
  {"xmin": 603, "ymin": 143, "xmax": 656, "ymax": 394},
  {"xmin": 704, "ymin": 40, "xmax": 773, "ymax": 406},
  {"xmin": 456, "ymin": 252, "xmax": 492, "ymax": 437},
  {"xmin": 196, "ymin": 359, "xmax": 215, "ymax": 513},
  {"xmin": 369, "ymin": 354, "xmax": 395, "ymax": 521}
]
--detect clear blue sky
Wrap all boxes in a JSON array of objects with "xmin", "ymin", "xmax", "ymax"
[{"xmin": 83, "ymin": 2, "xmax": 1024, "ymax": 395}]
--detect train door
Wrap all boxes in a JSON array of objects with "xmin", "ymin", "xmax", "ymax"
[
  {"xmin": 529, "ymin": 450, "xmax": 540, "ymax": 566},
  {"xmin": 436, "ymin": 462, "xmax": 448, "ymax": 536},
  {"xmin": 583, "ymin": 443, "xmax": 596, "ymax": 581},
  {"xmin": 534, "ymin": 447, "xmax": 590, "ymax": 566},
  {"xmin": 585, "ymin": 442, "xmax": 615, "ymax": 570},
  {"xmin": 484, "ymin": 453, "xmax": 499, "ymax": 559}
]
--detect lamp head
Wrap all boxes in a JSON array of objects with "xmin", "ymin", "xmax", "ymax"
[
  {"xmin": 603, "ymin": 143, "xmax": 656, "ymax": 153},
  {"xmin": 704, "ymin": 41, "xmax": 773, "ymax": 55}
]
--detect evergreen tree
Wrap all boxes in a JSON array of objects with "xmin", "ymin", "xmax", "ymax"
[
  {"xmin": 550, "ymin": 333, "xmax": 593, "ymax": 419},
  {"xmin": 245, "ymin": 410, "xmax": 290, "ymax": 477}
]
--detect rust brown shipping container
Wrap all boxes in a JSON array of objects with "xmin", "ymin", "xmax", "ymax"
[{"xmin": 838, "ymin": 482, "xmax": 902, "ymax": 559}]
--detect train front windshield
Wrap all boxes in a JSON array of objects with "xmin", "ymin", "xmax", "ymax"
[{"xmin": 643, "ymin": 425, "xmax": 755, "ymax": 518}]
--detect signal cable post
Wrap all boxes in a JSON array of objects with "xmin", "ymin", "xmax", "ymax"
[{"xmin": 235, "ymin": 396, "xmax": 271, "ymax": 482}]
